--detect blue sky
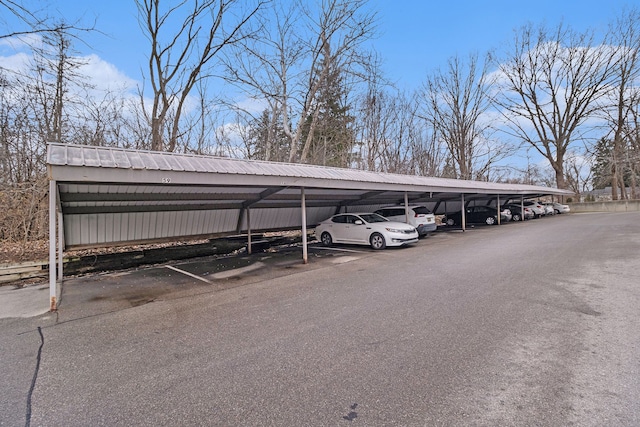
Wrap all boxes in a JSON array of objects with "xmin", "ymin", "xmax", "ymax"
[
  {"xmin": 4, "ymin": 0, "xmax": 634, "ymax": 92},
  {"xmin": 371, "ymin": 0, "xmax": 634, "ymax": 89},
  {"xmin": 0, "ymin": 0, "xmax": 635, "ymax": 181}
]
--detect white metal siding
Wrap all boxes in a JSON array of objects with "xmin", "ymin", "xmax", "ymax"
[{"xmin": 63, "ymin": 209, "xmax": 242, "ymax": 246}]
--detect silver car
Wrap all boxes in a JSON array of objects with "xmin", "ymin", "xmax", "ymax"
[
  {"xmin": 522, "ymin": 201, "xmax": 546, "ymax": 218},
  {"xmin": 541, "ymin": 203, "xmax": 555, "ymax": 216},
  {"xmin": 550, "ymin": 202, "xmax": 570, "ymax": 214}
]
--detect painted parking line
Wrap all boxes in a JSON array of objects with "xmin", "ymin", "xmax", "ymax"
[
  {"xmin": 311, "ymin": 246, "xmax": 370, "ymax": 253},
  {"xmin": 165, "ymin": 265, "xmax": 213, "ymax": 284},
  {"xmin": 208, "ymin": 262, "xmax": 265, "ymax": 280},
  {"xmin": 331, "ymin": 256, "xmax": 361, "ymax": 264}
]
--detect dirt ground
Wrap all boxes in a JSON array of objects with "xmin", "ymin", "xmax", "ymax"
[{"xmin": 0, "ymin": 240, "xmax": 49, "ymax": 264}]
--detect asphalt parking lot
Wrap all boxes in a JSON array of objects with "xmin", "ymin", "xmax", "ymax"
[{"xmin": 2, "ymin": 212, "xmax": 639, "ymax": 426}]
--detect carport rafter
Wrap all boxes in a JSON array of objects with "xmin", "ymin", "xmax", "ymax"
[{"xmin": 237, "ymin": 187, "xmax": 287, "ymax": 235}]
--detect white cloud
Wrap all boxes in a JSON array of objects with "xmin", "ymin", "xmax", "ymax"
[
  {"xmin": 77, "ymin": 53, "xmax": 139, "ymax": 94},
  {"xmin": 0, "ymin": 34, "xmax": 140, "ymax": 97},
  {"xmin": 0, "ymin": 33, "xmax": 43, "ymax": 51},
  {"xmin": 0, "ymin": 51, "xmax": 31, "ymax": 73},
  {"xmin": 234, "ymin": 96, "xmax": 268, "ymax": 114}
]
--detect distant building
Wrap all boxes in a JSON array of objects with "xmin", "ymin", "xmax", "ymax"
[{"xmin": 582, "ymin": 186, "xmax": 638, "ymax": 201}]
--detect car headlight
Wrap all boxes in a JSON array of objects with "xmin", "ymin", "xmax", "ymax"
[
  {"xmin": 385, "ymin": 227, "xmax": 403, "ymax": 233},
  {"xmin": 385, "ymin": 227, "xmax": 414, "ymax": 233}
]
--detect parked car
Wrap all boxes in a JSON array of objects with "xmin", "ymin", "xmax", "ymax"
[
  {"xmin": 315, "ymin": 213, "xmax": 418, "ymax": 250},
  {"xmin": 374, "ymin": 205, "xmax": 437, "ymax": 237},
  {"xmin": 541, "ymin": 203, "xmax": 555, "ymax": 216},
  {"xmin": 550, "ymin": 202, "xmax": 570, "ymax": 214},
  {"xmin": 502, "ymin": 204, "xmax": 534, "ymax": 221},
  {"xmin": 500, "ymin": 206, "xmax": 513, "ymax": 222},
  {"xmin": 522, "ymin": 200, "xmax": 546, "ymax": 218},
  {"xmin": 444, "ymin": 205, "xmax": 510, "ymax": 226}
]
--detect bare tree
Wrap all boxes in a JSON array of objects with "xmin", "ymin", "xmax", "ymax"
[
  {"xmin": 32, "ymin": 27, "xmax": 90, "ymax": 143},
  {"xmin": 0, "ymin": 1, "xmax": 96, "ymax": 41},
  {"xmin": 221, "ymin": 0, "xmax": 377, "ymax": 164},
  {"xmin": 136, "ymin": 0, "xmax": 265, "ymax": 152},
  {"xmin": 494, "ymin": 23, "xmax": 621, "ymax": 189},
  {"xmin": 353, "ymin": 79, "xmax": 447, "ymax": 176},
  {"xmin": 353, "ymin": 69, "xmax": 396, "ymax": 171},
  {"xmin": 420, "ymin": 52, "xmax": 506, "ymax": 180},
  {"xmin": 219, "ymin": 2, "xmax": 300, "ymax": 160},
  {"xmin": 290, "ymin": 0, "xmax": 376, "ymax": 164},
  {"xmin": 626, "ymin": 88, "xmax": 640, "ymax": 199},
  {"xmin": 602, "ymin": 7, "xmax": 640, "ymax": 200},
  {"xmin": 564, "ymin": 149, "xmax": 593, "ymax": 197}
]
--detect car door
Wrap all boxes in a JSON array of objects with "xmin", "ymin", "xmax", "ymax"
[
  {"xmin": 343, "ymin": 214, "xmax": 370, "ymax": 244},
  {"xmin": 468, "ymin": 206, "xmax": 490, "ymax": 223},
  {"xmin": 465, "ymin": 206, "xmax": 480, "ymax": 223},
  {"xmin": 327, "ymin": 214, "xmax": 349, "ymax": 243}
]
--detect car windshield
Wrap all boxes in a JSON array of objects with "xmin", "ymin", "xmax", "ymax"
[{"xmin": 358, "ymin": 213, "xmax": 389, "ymax": 223}]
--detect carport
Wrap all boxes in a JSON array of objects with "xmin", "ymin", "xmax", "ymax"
[{"xmin": 46, "ymin": 143, "xmax": 572, "ymax": 310}]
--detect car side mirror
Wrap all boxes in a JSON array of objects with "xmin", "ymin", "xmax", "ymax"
[{"xmin": 354, "ymin": 220, "xmax": 363, "ymax": 225}]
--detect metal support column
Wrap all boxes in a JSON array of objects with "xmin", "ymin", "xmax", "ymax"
[
  {"xmin": 57, "ymin": 210, "xmax": 64, "ymax": 281},
  {"xmin": 247, "ymin": 208, "xmax": 252, "ymax": 255},
  {"xmin": 301, "ymin": 187, "xmax": 308, "ymax": 264},
  {"xmin": 461, "ymin": 193, "xmax": 466, "ymax": 232},
  {"xmin": 49, "ymin": 180, "xmax": 57, "ymax": 311},
  {"xmin": 497, "ymin": 194, "xmax": 501, "ymax": 225},
  {"xmin": 404, "ymin": 192, "xmax": 410, "ymax": 223}
]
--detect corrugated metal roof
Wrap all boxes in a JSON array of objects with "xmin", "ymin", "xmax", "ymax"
[
  {"xmin": 47, "ymin": 143, "xmax": 573, "ymax": 249},
  {"xmin": 48, "ymin": 143, "xmax": 570, "ymax": 195}
]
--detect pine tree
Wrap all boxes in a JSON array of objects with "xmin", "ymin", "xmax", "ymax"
[
  {"xmin": 300, "ymin": 44, "xmax": 355, "ymax": 168},
  {"xmin": 247, "ymin": 109, "xmax": 290, "ymax": 162},
  {"xmin": 592, "ymin": 138, "xmax": 613, "ymax": 190}
]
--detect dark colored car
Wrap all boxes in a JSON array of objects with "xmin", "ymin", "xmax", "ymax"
[
  {"xmin": 444, "ymin": 205, "xmax": 510, "ymax": 226},
  {"xmin": 502, "ymin": 204, "xmax": 534, "ymax": 221}
]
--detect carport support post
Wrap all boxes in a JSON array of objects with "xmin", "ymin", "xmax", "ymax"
[
  {"xmin": 404, "ymin": 192, "xmax": 409, "ymax": 223},
  {"xmin": 461, "ymin": 194, "xmax": 467, "ymax": 231},
  {"xmin": 49, "ymin": 180, "xmax": 57, "ymax": 311},
  {"xmin": 497, "ymin": 195, "xmax": 501, "ymax": 225},
  {"xmin": 57, "ymin": 210, "xmax": 64, "ymax": 280},
  {"xmin": 301, "ymin": 187, "xmax": 308, "ymax": 264},
  {"xmin": 247, "ymin": 208, "xmax": 252, "ymax": 255}
]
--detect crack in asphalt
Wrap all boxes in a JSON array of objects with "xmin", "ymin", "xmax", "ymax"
[{"xmin": 25, "ymin": 326, "xmax": 44, "ymax": 427}]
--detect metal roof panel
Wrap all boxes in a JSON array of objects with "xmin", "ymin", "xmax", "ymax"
[{"xmin": 48, "ymin": 143, "xmax": 573, "ymax": 248}]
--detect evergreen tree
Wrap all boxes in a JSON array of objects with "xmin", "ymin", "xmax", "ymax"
[
  {"xmin": 300, "ymin": 45, "xmax": 355, "ymax": 168},
  {"xmin": 247, "ymin": 109, "xmax": 290, "ymax": 162},
  {"xmin": 591, "ymin": 137, "xmax": 634, "ymax": 190},
  {"xmin": 591, "ymin": 138, "xmax": 613, "ymax": 190}
]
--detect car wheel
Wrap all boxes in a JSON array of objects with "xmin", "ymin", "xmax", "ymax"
[
  {"xmin": 446, "ymin": 218, "xmax": 455, "ymax": 226},
  {"xmin": 320, "ymin": 232, "xmax": 332, "ymax": 246},
  {"xmin": 554, "ymin": 209, "xmax": 560, "ymax": 214},
  {"xmin": 486, "ymin": 216, "xmax": 497, "ymax": 225},
  {"xmin": 512, "ymin": 213, "xmax": 521, "ymax": 222},
  {"xmin": 369, "ymin": 232, "xmax": 386, "ymax": 250}
]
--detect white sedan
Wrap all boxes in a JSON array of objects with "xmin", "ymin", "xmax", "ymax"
[
  {"xmin": 315, "ymin": 213, "xmax": 419, "ymax": 250},
  {"xmin": 550, "ymin": 202, "xmax": 571, "ymax": 214}
]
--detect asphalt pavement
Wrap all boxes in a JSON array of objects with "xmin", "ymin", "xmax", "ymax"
[
  {"xmin": 1, "ymin": 212, "xmax": 639, "ymax": 426},
  {"xmin": 0, "ymin": 282, "xmax": 52, "ymax": 319}
]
